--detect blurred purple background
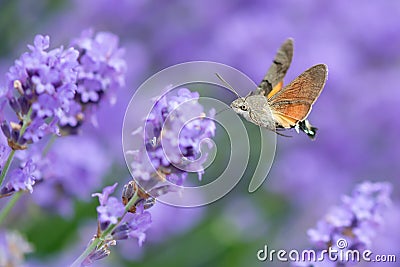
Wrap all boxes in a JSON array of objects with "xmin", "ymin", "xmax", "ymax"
[{"xmin": 0, "ymin": 0, "xmax": 399, "ymax": 266}]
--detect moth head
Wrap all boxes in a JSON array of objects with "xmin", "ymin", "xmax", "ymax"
[
  {"xmin": 215, "ymin": 73, "xmax": 251, "ymax": 115},
  {"xmin": 231, "ymin": 98, "xmax": 250, "ymax": 114}
]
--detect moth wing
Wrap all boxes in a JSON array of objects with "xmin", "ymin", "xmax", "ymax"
[
  {"xmin": 254, "ymin": 38, "xmax": 294, "ymax": 97},
  {"xmin": 267, "ymin": 80, "xmax": 283, "ymax": 99},
  {"xmin": 271, "ymin": 112, "xmax": 298, "ymax": 128},
  {"xmin": 268, "ymin": 64, "xmax": 327, "ymax": 128}
]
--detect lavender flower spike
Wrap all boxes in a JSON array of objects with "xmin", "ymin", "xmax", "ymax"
[
  {"xmin": 4, "ymin": 34, "xmax": 79, "ymax": 147},
  {"xmin": 1, "ymin": 30, "xmax": 127, "ymax": 196},
  {"xmin": 308, "ymin": 181, "xmax": 391, "ymax": 250},
  {"xmin": 2, "ymin": 31, "xmax": 127, "ymax": 146},
  {"xmin": 295, "ymin": 181, "xmax": 392, "ymax": 266},
  {"xmin": 81, "ymin": 181, "xmax": 152, "ymax": 266},
  {"xmin": 79, "ymin": 87, "xmax": 215, "ymax": 266},
  {"xmin": 133, "ymin": 87, "xmax": 216, "ymax": 187}
]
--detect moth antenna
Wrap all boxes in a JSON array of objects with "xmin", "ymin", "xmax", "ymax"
[
  {"xmin": 215, "ymin": 107, "xmax": 231, "ymax": 116},
  {"xmin": 215, "ymin": 73, "xmax": 243, "ymax": 99}
]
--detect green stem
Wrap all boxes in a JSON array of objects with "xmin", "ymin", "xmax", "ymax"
[
  {"xmin": 71, "ymin": 192, "xmax": 139, "ymax": 267},
  {"xmin": 0, "ymin": 191, "xmax": 23, "ymax": 224},
  {"xmin": 19, "ymin": 108, "xmax": 33, "ymax": 138},
  {"xmin": 0, "ymin": 108, "xmax": 32, "ymax": 188},
  {"xmin": 0, "ymin": 150, "xmax": 16, "ymax": 187},
  {"xmin": 70, "ymin": 236, "xmax": 100, "ymax": 267},
  {"xmin": 124, "ymin": 191, "xmax": 139, "ymax": 213}
]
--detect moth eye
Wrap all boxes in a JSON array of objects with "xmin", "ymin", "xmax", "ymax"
[{"xmin": 240, "ymin": 105, "xmax": 248, "ymax": 111}]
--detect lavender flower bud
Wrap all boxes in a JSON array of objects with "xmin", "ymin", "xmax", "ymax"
[
  {"xmin": 18, "ymin": 97, "xmax": 29, "ymax": 115},
  {"xmin": 13, "ymin": 80, "xmax": 24, "ymax": 95},
  {"xmin": 111, "ymin": 223, "xmax": 130, "ymax": 240},
  {"xmin": 81, "ymin": 245, "xmax": 112, "ymax": 266},
  {"xmin": 122, "ymin": 180, "xmax": 136, "ymax": 202},
  {"xmin": 8, "ymin": 98, "xmax": 21, "ymax": 114},
  {"xmin": 11, "ymin": 128, "xmax": 20, "ymax": 143},
  {"xmin": 1, "ymin": 121, "xmax": 11, "ymax": 139},
  {"xmin": 122, "ymin": 180, "xmax": 161, "ymax": 213}
]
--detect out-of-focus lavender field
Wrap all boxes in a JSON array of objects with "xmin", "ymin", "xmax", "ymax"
[{"xmin": 0, "ymin": 1, "xmax": 399, "ymax": 266}]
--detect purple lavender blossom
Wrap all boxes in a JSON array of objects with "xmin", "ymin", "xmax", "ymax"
[
  {"xmin": 126, "ymin": 208, "xmax": 152, "ymax": 246},
  {"xmin": 23, "ymin": 118, "xmax": 59, "ymax": 143},
  {"xmin": 138, "ymin": 87, "xmax": 215, "ymax": 186},
  {"xmin": 0, "ymin": 131, "xmax": 111, "ymax": 213},
  {"xmin": 1, "ymin": 30, "xmax": 127, "ymax": 148},
  {"xmin": 112, "ymin": 203, "xmax": 152, "ymax": 246},
  {"xmin": 296, "ymin": 181, "xmax": 392, "ymax": 266},
  {"xmin": 308, "ymin": 182, "xmax": 391, "ymax": 249},
  {"xmin": 72, "ymin": 29, "xmax": 127, "ymax": 106},
  {"xmin": 0, "ymin": 30, "xmax": 126, "ymax": 201},
  {"xmin": 3, "ymin": 34, "xmax": 79, "ymax": 146},
  {"xmin": 84, "ymin": 181, "xmax": 152, "ymax": 265},
  {"xmin": 6, "ymin": 35, "xmax": 79, "ymax": 117},
  {"xmin": 0, "ymin": 143, "xmax": 50, "ymax": 197},
  {"xmin": 56, "ymin": 30, "xmax": 127, "ymax": 136},
  {"xmin": 93, "ymin": 183, "xmax": 118, "ymax": 207},
  {"xmin": 0, "ymin": 144, "xmax": 45, "ymax": 196},
  {"xmin": 0, "ymin": 159, "xmax": 38, "ymax": 194},
  {"xmin": 96, "ymin": 197, "xmax": 125, "ymax": 225},
  {"xmin": 92, "ymin": 183, "xmax": 125, "ymax": 230}
]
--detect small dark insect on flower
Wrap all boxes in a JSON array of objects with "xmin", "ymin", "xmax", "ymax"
[
  {"xmin": 122, "ymin": 180, "xmax": 144, "ymax": 213},
  {"xmin": 122, "ymin": 180, "xmax": 174, "ymax": 213},
  {"xmin": 122, "ymin": 180, "xmax": 153, "ymax": 213}
]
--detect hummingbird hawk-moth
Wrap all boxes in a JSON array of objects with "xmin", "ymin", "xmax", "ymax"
[{"xmin": 224, "ymin": 38, "xmax": 328, "ymax": 139}]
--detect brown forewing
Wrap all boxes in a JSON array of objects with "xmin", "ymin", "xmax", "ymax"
[
  {"xmin": 255, "ymin": 38, "xmax": 294, "ymax": 97},
  {"xmin": 268, "ymin": 64, "xmax": 327, "ymax": 123}
]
